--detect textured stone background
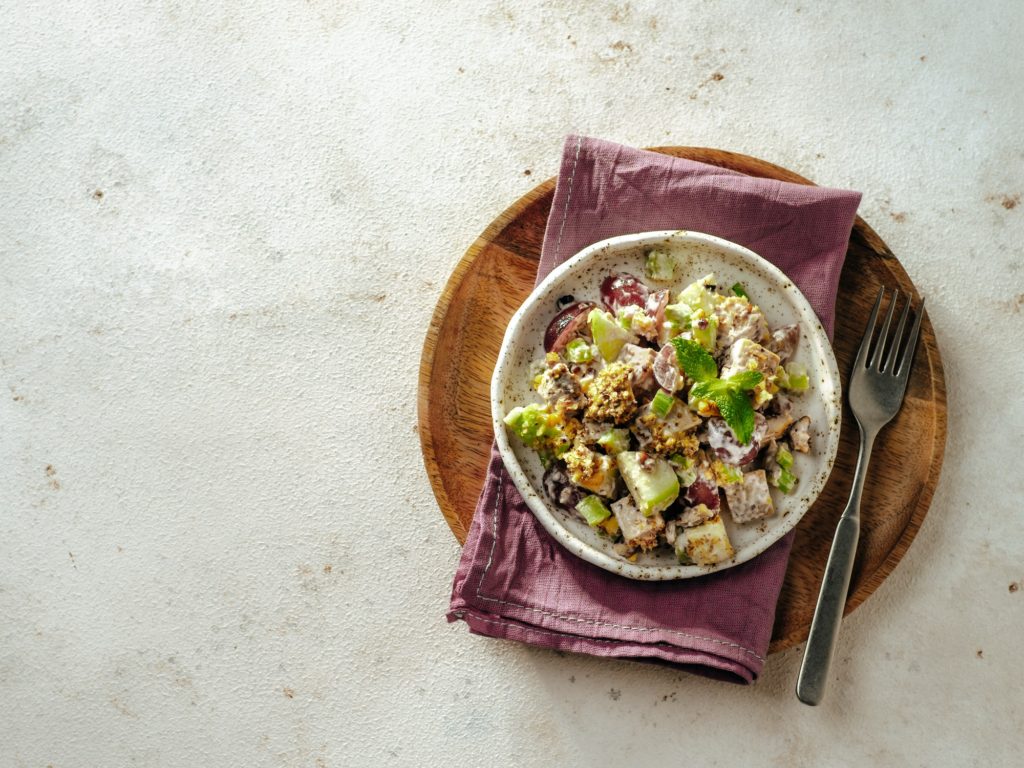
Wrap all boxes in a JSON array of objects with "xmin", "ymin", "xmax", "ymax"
[{"xmin": 2, "ymin": 1, "xmax": 1022, "ymax": 766}]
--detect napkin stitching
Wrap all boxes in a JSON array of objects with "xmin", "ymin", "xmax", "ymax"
[
  {"xmin": 552, "ymin": 134, "xmax": 583, "ymax": 262},
  {"xmin": 462, "ymin": 609, "xmax": 704, "ymax": 651},
  {"xmin": 475, "ymin": 471, "xmax": 766, "ymax": 664}
]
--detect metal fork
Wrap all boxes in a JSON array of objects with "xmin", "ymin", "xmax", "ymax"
[{"xmin": 795, "ymin": 287, "xmax": 925, "ymax": 706}]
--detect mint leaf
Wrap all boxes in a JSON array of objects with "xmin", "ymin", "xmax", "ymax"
[
  {"xmin": 710, "ymin": 387, "xmax": 756, "ymax": 445},
  {"xmin": 688, "ymin": 379, "xmax": 726, "ymax": 402},
  {"xmin": 671, "ymin": 337, "xmax": 717, "ymax": 382},
  {"xmin": 725, "ymin": 370, "xmax": 763, "ymax": 391}
]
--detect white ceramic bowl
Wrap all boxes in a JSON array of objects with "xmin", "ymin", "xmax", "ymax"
[{"xmin": 491, "ymin": 230, "xmax": 842, "ymax": 580}]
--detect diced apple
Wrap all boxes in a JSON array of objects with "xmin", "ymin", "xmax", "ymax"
[
  {"xmin": 615, "ymin": 451, "xmax": 679, "ymax": 517},
  {"xmin": 588, "ymin": 309, "xmax": 633, "ymax": 362},
  {"xmin": 675, "ymin": 514, "xmax": 735, "ymax": 565}
]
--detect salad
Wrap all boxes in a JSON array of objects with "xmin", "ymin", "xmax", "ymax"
[{"xmin": 503, "ymin": 250, "xmax": 814, "ymax": 566}]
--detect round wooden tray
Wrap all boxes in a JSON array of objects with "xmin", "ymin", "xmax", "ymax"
[{"xmin": 419, "ymin": 147, "xmax": 947, "ymax": 654}]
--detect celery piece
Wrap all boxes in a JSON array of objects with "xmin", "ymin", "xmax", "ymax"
[
  {"xmin": 784, "ymin": 362, "xmax": 809, "ymax": 391},
  {"xmin": 776, "ymin": 468, "xmax": 798, "ymax": 494},
  {"xmin": 503, "ymin": 403, "xmax": 566, "ymax": 455},
  {"xmin": 776, "ymin": 445, "xmax": 795, "ymax": 470},
  {"xmin": 645, "ymin": 249, "xmax": 676, "ymax": 281},
  {"xmin": 576, "ymin": 495, "xmax": 612, "ymax": 526},
  {"xmin": 565, "ymin": 338, "xmax": 593, "ymax": 363},
  {"xmin": 597, "ymin": 428, "xmax": 630, "ymax": 455},
  {"xmin": 650, "ymin": 389, "xmax": 676, "ymax": 419}
]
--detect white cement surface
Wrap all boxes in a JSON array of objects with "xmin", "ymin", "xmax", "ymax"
[{"xmin": 2, "ymin": 1, "xmax": 1023, "ymax": 766}]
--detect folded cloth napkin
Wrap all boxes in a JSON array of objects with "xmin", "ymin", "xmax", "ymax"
[{"xmin": 448, "ymin": 136, "xmax": 861, "ymax": 682}]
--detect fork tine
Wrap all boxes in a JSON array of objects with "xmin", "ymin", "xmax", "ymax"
[
  {"xmin": 883, "ymin": 294, "xmax": 912, "ymax": 373},
  {"xmin": 855, "ymin": 288, "xmax": 885, "ymax": 369},
  {"xmin": 868, "ymin": 289, "xmax": 899, "ymax": 369},
  {"xmin": 895, "ymin": 297, "xmax": 925, "ymax": 378}
]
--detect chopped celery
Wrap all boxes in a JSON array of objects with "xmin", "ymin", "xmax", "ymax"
[
  {"xmin": 650, "ymin": 389, "xmax": 676, "ymax": 419},
  {"xmin": 565, "ymin": 338, "xmax": 593, "ymax": 363},
  {"xmin": 776, "ymin": 445, "xmax": 794, "ymax": 470},
  {"xmin": 783, "ymin": 362, "xmax": 809, "ymax": 391},
  {"xmin": 576, "ymin": 495, "xmax": 612, "ymax": 526},
  {"xmin": 776, "ymin": 468, "xmax": 798, "ymax": 494},
  {"xmin": 503, "ymin": 404, "xmax": 568, "ymax": 456},
  {"xmin": 645, "ymin": 249, "xmax": 676, "ymax": 281},
  {"xmin": 731, "ymin": 282, "xmax": 748, "ymax": 298},
  {"xmin": 597, "ymin": 428, "xmax": 630, "ymax": 455}
]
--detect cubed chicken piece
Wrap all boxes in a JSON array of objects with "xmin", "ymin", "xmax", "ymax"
[
  {"xmin": 767, "ymin": 324, "xmax": 801, "ymax": 364},
  {"xmin": 675, "ymin": 515, "xmax": 735, "ymax": 565},
  {"xmin": 536, "ymin": 362, "xmax": 586, "ymax": 412},
  {"xmin": 723, "ymin": 469, "xmax": 775, "ymax": 524},
  {"xmin": 611, "ymin": 496, "xmax": 665, "ymax": 552},
  {"xmin": 631, "ymin": 401, "xmax": 701, "ymax": 456},
  {"xmin": 789, "ymin": 416, "xmax": 811, "ymax": 453},
  {"xmin": 564, "ymin": 443, "xmax": 618, "ymax": 497},
  {"xmin": 675, "ymin": 502, "xmax": 718, "ymax": 528},
  {"xmin": 584, "ymin": 362, "xmax": 637, "ymax": 425},
  {"xmin": 616, "ymin": 343, "xmax": 658, "ymax": 394},
  {"xmin": 714, "ymin": 296, "xmax": 770, "ymax": 349},
  {"xmin": 721, "ymin": 338, "xmax": 781, "ymax": 381}
]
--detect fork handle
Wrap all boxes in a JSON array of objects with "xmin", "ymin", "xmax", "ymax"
[
  {"xmin": 795, "ymin": 514, "xmax": 861, "ymax": 705},
  {"xmin": 795, "ymin": 430, "xmax": 875, "ymax": 705}
]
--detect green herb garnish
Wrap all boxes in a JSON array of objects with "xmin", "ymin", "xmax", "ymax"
[
  {"xmin": 670, "ymin": 337, "xmax": 718, "ymax": 383},
  {"xmin": 731, "ymin": 282, "xmax": 748, "ymax": 298},
  {"xmin": 671, "ymin": 337, "xmax": 763, "ymax": 444}
]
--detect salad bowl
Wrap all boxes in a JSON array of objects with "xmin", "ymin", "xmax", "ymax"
[{"xmin": 491, "ymin": 230, "xmax": 842, "ymax": 580}]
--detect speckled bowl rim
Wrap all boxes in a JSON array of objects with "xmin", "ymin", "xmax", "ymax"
[{"xmin": 491, "ymin": 230, "xmax": 842, "ymax": 580}]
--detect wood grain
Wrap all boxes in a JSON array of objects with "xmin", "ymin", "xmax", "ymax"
[{"xmin": 418, "ymin": 147, "xmax": 947, "ymax": 654}]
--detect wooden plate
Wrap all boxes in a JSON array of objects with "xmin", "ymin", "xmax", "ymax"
[{"xmin": 418, "ymin": 147, "xmax": 947, "ymax": 654}]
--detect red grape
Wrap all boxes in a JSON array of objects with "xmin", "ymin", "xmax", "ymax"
[
  {"xmin": 544, "ymin": 301, "xmax": 597, "ymax": 353},
  {"xmin": 600, "ymin": 273, "xmax": 649, "ymax": 313}
]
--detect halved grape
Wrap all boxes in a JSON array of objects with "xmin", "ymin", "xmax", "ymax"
[
  {"xmin": 653, "ymin": 342, "xmax": 683, "ymax": 392},
  {"xmin": 706, "ymin": 413, "xmax": 768, "ymax": 465},
  {"xmin": 601, "ymin": 273, "xmax": 649, "ymax": 313},
  {"xmin": 684, "ymin": 477, "xmax": 720, "ymax": 510},
  {"xmin": 544, "ymin": 301, "xmax": 598, "ymax": 353}
]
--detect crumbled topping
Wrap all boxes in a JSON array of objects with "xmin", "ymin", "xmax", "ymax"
[{"xmin": 584, "ymin": 362, "xmax": 637, "ymax": 425}]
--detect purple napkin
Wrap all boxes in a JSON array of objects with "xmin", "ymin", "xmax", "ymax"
[{"xmin": 448, "ymin": 136, "xmax": 861, "ymax": 682}]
